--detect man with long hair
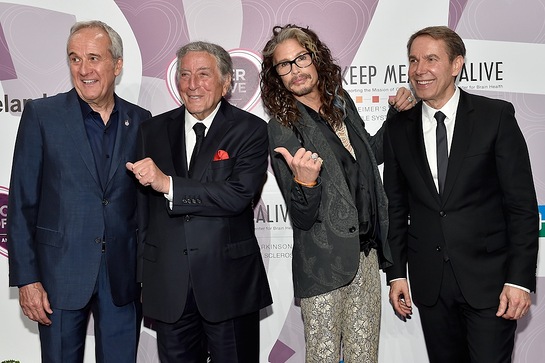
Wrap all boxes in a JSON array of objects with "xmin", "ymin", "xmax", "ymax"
[{"xmin": 261, "ymin": 24, "xmax": 414, "ymax": 362}]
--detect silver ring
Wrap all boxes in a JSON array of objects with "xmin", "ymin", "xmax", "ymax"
[
  {"xmin": 407, "ymin": 96, "xmax": 414, "ymax": 103},
  {"xmin": 310, "ymin": 152, "xmax": 319, "ymax": 160}
]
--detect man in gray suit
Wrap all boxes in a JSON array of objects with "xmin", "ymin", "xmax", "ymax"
[
  {"xmin": 261, "ymin": 24, "xmax": 414, "ymax": 363},
  {"xmin": 8, "ymin": 20, "xmax": 151, "ymax": 362}
]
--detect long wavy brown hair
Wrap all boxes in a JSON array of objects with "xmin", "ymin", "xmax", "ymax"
[{"xmin": 260, "ymin": 24, "xmax": 346, "ymax": 128}]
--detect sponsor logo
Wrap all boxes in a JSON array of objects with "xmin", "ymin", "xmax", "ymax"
[
  {"xmin": 0, "ymin": 186, "xmax": 8, "ymax": 258},
  {"xmin": 166, "ymin": 48, "xmax": 262, "ymax": 111},
  {"xmin": 354, "ymin": 95, "xmax": 381, "ymax": 104}
]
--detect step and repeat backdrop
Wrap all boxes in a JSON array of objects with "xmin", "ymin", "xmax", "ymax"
[{"xmin": 1, "ymin": 0, "xmax": 544, "ymax": 362}]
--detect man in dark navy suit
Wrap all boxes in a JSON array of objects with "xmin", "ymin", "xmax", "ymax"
[{"xmin": 8, "ymin": 20, "xmax": 151, "ymax": 362}]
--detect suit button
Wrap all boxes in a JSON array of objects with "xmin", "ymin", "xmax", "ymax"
[
  {"xmin": 95, "ymin": 238, "xmax": 102, "ymax": 244},
  {"xmin": 439, "ymin": 211, "xmax": 446, "ymax": 217},
  {"xmin": 183, "ymin": 249, "xmax": 188, "ymax": 255},
  {"xmin": 436, "ymin": 246, "xmax": 442, "ymax": 252},
  {"xmin": 102, "ymin": 199, "xmax": 109, "ymax": 205},
  {"xmin": 182, "ymin": 198, "xmax": 188, "ymax": 204},
  {"xmin": 349, "ymin": 226, "xmax": 356, "ymax": 233},
  {"xmin": 185, "ymin": 215, "xmax": 191, "ymax": 222}
]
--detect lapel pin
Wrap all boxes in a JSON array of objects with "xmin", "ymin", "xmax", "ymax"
[{"xmin": 124, "ymin": 119, "xmax": 130, "ymax": 126}]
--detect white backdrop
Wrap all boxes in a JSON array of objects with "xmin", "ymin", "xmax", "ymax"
[{"xmin": 1, "ymin": 1, "xmax": 544, "ymax": 362}]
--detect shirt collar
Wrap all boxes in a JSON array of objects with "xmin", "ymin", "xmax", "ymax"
[
  {"xmin": 422, "ymin": 86, "xmax": 460, "ymax": 122},
  {"xmin": 78, "ymin": 93, "xmax": 119, "ymax": 120},
  {"xmin": 184, "ymin": 100, "xmax": 221, "ymax": 135}
]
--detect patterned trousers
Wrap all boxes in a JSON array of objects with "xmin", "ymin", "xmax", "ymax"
[{"xmin": 300, "ymin": 249, "xmax": 381, "ymax": 363}]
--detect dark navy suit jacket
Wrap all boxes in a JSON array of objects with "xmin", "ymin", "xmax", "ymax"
[{"xmin": 8, "ymin": 88, "xmax": 151, "ymax": 309}]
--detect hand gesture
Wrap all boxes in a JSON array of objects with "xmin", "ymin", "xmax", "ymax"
[
  {"xmin": 126, "ymin": 158, "xmax": 170, "ymax": 194},
  {"xmin": 389, "ymin": 87, "xmax": 417, "ymax": 111},
  {"xmin": 274, "ymin": 147, "xmax": 322, "ymax": 185}
]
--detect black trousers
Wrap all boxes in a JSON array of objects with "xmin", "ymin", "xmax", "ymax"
[
  {"xmin": 154, "ymin": 286, "xmax": 259, "ymax": 363},
  {"xmin": 417, "ymin": 261, "xmax": 516, "ymax": 363}
]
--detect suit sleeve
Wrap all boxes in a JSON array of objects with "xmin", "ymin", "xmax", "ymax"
[
  {"xmin": 494, "ymin": 102, "xmax": 538, "ymax": 291},
  {"xmin": 169, "ymin": 120, "xmax": 269, "ymax": 217},
  {"xmin": 382, "ymin": 119, "xmax": 410, "ymax": 281},
  {"xmin": 7, "ymin": 101, "xmax": 43, "ymax": 286},
  {"xmin": 267, "ymin": 120, "xmax": 322, "ymax": 231},
  {"xmin": 343, "ymin": 93, "xmax": 399, "ymax": 165}
]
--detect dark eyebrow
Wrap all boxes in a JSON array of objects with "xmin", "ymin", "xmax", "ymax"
[{"xmin": 276, "ymin": 51, "xmax": 308, "ymax": 64}]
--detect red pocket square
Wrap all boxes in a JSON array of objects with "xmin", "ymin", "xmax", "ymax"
[{"xmin": 213, "ymin": 149, "xmax": 229, "ymax": 161}]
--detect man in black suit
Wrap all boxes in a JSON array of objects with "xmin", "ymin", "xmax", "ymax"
[
  {"xmin": 384, "ymin": 26, "xmax": 539, "ymax": 363},
  {"xmin": 126, "ymin": 41, "xmax": 272, "ymax": 363}
]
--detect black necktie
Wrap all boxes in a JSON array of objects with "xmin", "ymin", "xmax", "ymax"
[
  {"xmin": 434, "ymin": 111, "xmax": 448, "ymax": 195},
  {"xmin": 189, "ymin": 122, "xmax": 206, "ymax": 175}
]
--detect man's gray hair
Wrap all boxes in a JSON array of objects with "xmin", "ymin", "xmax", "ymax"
[{"xmin": 68, "ymin": 20, "xmax": 123, "ymax": 60}]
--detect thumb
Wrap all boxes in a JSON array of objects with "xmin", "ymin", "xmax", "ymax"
[
  {"xmin": 496, "ymin": 294, "xmax": 508, "ymax": 317},
  {"xmin": 274, "ymin": 147, "xmax": 293, "ymax": 163},
  {"xmin": 125, "ymin": 161, "xmax": 135, "ymax": 171},
  {"xmin": 404, "ymin": 289, "xmax": 412, "ymax": 308},
  {"xmin": 43, "ymin": 295, "xmax": 53, "ymax": 315}
]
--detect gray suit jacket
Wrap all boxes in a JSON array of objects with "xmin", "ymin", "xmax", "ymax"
[{"xmin": 268, "ymin": 95, "xmax": 392, "ymax": 298}]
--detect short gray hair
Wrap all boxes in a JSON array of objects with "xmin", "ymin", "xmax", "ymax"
[
  {"xmin": 175, "ymin": 41, "xmax": 232, "ymax": 85},
  {"xmin": 68, "ymin": 20, "xmax": 123, "ymax": 60}
]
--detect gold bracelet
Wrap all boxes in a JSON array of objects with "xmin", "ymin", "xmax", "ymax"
[{"xmin": 294, "ymin": 177, "xmax": 317, "ymax": 187}]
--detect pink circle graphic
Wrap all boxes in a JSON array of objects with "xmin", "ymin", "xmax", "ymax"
[
  {"xmin": 165, "ymin": 48, "xmax": 262, "ymax": 112},
  {"xmin": 0, "ymin": 186, "xmax": 8, "ymax": 258}
]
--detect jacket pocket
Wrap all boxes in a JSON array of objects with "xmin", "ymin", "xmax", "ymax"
[
  {"xmin": 226, "ymin": 238, "xmax": 259, "ymax": 259},
  {"xmin": 485, "ymin": 231, "xmax": 507, "ymax": 253},
  {"xmin": 35, "ymin": 227, "xmax": 62, "ymax": 248},
  {"xmin": 142, "ymin": 243, "xmax": 158, "ymax": 262},
  {"xmin": 210, "ymin": 158, "xmax": 235, "ymax": 170}
]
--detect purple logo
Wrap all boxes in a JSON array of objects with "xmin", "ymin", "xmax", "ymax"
[
  {"xmin": 165, "ymin": 48, "xmax": 262, "ymax": 111},
  {"xmin": 0, "ymin": 186, "xmax": 8, "ymax": 258}
]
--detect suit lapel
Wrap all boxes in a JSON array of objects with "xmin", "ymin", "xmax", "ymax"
[
  {"xmin": 295, "ymin": 102, "xmax": 356, "ymax": 208},
  {"xmin": 405, "ymin": 105, "xmax": 441, "ymax": 204},
  {"xmin": 105, "ymin": 98, "xmax": 132, "ymax": 189},
  {"xmin": 63, "ymin": 90, "xmax": 102, "ymax": 189},
  {"xmin": 190, "ymin": 100, "xmax": 232, "ymax": 180},
  {"xmin": 441, "ymin": 90, "xmax": 474, "ymax": 204},
  {"xmin": 167, "ymin": 107, "xmax": 188, "ymax": 177}
]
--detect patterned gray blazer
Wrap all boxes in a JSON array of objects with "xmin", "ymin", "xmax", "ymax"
[{"xmin": 267, "ymin": 96, "xmax": 393, "ymax": 298}]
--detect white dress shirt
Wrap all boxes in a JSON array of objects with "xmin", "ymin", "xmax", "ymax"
[
  {"xmin": 421, "ymin": 86, "xmax": 459, "ymax": 193},
  {"xmin": 392, "ymin": 86, "xmax": 528, "ymax": 292},
  {"xmin": 165, "ymin": 102, "xmax": 221, "ymax": 202}
]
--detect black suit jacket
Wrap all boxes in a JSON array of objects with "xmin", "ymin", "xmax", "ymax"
[
  {"xmin": 384, "ymin": 88, "xmax": 538, "ymax": 309},
  {"xmin": 136, "ymin": 98, "xmax": 272, "ymax": 323}
]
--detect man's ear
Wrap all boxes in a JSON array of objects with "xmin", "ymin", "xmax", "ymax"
[{"xmin": 451, "ymin": 55, "xmax": 464, "ymax": 77}]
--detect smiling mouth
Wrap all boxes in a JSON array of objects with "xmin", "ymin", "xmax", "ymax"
[
  {"xmin": 416, "ymin": 80, "xmax": 433, "ymax": 85},
  {"xmin": 82, "ymin": 80, "xmax": 97, "ymax": 84}
]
